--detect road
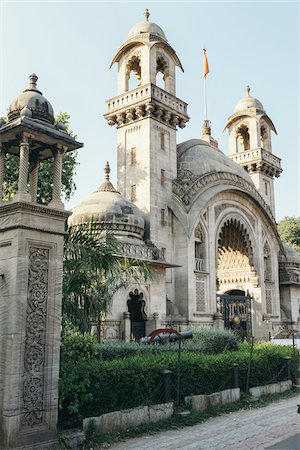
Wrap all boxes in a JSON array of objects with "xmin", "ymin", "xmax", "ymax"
[{"xmin": 111, "ymin": 395, "xmax": 300, "ymax": 450}]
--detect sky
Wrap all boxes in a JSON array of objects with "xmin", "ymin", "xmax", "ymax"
[{"xmin": 0, "ymin": 1, "xmax": 299, "ymax": 221}]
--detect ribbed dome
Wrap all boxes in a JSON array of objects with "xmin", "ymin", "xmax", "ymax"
[
  {"xmin": 7, "ymin": 74, "xmax": 54, "ymax": 125},
  {"xmin": 68, "ymin": 163, "xmax": 145, "ymax": 241},
  {"xmin": 128, "ymin": 9, "xmax": 166, "ymax": 40},
  {"xmin": 234, "ymin": 86, "xmax": 264, "ymax": 113},
  {"xmin": 177, "ymin": 139, "xmax": 253, "ymax": 183}
]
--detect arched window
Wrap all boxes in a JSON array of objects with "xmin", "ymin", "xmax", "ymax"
[
  {"xmin": 194, "ymin": 222, "xmax": 205, "ymax": 272},
  {"xmin": 236, "ymin": 124, "xmax": 250, "ymax": 152},
  {"xmin": 156, "ymin": 56, "xmax": 169, "ymax": 91},
  {"xmin": 260, "ymin": 124, "xmax": 270, "ymax": 151},
  {"xmin": 125, "ymin": 54, "xmax": 141, "ymax": 91},
  {"xmin": 263, "ymin": 241, "xmax": 272, "ymax": 282}
]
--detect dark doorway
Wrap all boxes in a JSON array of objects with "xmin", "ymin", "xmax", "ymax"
[
  {"xmin": 127, "ymin": 289, "xmax": 147, "ymax": 340},
  {"xmin": 217, "ymin": 292, "xmax": 252, "ymax": 341}
]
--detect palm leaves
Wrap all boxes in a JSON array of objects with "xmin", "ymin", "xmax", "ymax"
[{"xmin": 62, "ymin": 223, "xmax": 151, "ymax": 334}]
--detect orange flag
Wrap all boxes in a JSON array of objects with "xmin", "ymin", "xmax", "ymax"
[{"xmin": 203, "ymin": 49, "xmax": 209, "ymax": 79}]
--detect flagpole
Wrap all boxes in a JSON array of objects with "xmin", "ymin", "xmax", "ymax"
[
  {"xmin": 204, "ymin": 75, "xmax": 208, "ymax": 121},
  {"xmin": 203, "ymin": 48, "xmax": 209, "ymax": 124}
]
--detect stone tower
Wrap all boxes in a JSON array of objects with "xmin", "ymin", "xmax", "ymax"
[
  {"xmin": 0, "ymin": 74, "xmax": 82, "ymax": 448},
  {"xmin": 104, "ymin": 9, "xmax": 189, "ymax": 252},
  {"xmin": 225, "ymin": 86, "xmax": 282, "ymax": 217}
]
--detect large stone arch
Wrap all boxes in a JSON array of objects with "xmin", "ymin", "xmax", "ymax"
[{"xmin": 216, "ymin": 214, "xmax": 258, "ymax": 290}]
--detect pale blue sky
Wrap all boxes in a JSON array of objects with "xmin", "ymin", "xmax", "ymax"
[{"xmin": 0, "ymin": 1, "xmax": 299, "ymax": 221}]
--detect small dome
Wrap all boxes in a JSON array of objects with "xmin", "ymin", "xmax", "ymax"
[
  {"xmin": 234, "ymin": 86, "xmax": 264, "ymax": 113},
  {"xmin": 7, "ymin": 74, "xmax": 54, "ymax": 125},
  {"xmin": 282, "ymin": 243, "xmax": 300, "ymax": 264},
  {"xmin": 128, "ymin": 9, "xmax": 166, "ymax": 40},
  {"xmin": 177, "ymin": 139, "xmax": 254, "ymax": 184},
  {"xmin": 68, "ymin": 162, "xmax": 145, "ymax": 241}
]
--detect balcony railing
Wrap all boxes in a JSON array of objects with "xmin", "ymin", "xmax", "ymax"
[{"xmin": 195, "ymin": 258, "xmax": 206, "ymax": 272}]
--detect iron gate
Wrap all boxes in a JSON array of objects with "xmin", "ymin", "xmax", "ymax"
[{"xmin": 217, "ymin": 294, "xmax": 252, "ymax": 341}]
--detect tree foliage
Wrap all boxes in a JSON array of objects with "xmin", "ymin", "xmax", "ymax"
[
  {"xmin": 278, "ymin": 216, "xmax": 300, "ymax": 253},
  {"xmin": 3, "ymin": 112, "xmax": 78, "ymax": 203},
  {"xmin": 62, "ymin": 224, "xmax": 151, "ymax": 334}
]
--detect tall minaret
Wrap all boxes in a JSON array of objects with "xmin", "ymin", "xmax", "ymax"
[
  {"xmin": 225, "ymin": 86, "xmax": 282, "ymax": 217},
  {"xmin": 104, "ymin": 9, "xmax": 189, "ymax": 249}
]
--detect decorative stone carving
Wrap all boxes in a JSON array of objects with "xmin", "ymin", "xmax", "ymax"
[
  {"xmin": 135, "ymin": 106, "xmax": 144, "ymax": 118},
  {"xmin": 217, "ymin": 218, "xmax": 257, "ymax": 285},
  {"xmin": 22, "ymin": 247, "xmax": 49, "ymax": 427},
  {"xmin": 215, "ymin": 203, "xmax": 232, "ymax": 219},
  {"xmin": 116, "ymin": 113, "xmax": 125, "ymax": 125},
  {"xmin": 126, "ymin": 109, "xmax": 134, "ymax": 122},
  {"xmin": 145, "ymin": 102, "xmax": 155, "ymax": 116},
  {"xmin": 155, "ymin": 107, "xmax": 164, "ymax": 119},
  {"xmin": 171, "ymin": 115, "xmax": 179, "ymax": 126},
  {"xmin": 172, "ymin": 171, "xmax": 276, "ymax": 225}
]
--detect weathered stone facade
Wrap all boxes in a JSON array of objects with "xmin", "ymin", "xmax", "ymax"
[
  {"xmin": 70, "ymin": 10, "xmax": 300, "ymax": 341},
  {"xmin": 0, "ymin": 75, "xmax": 83, "ymax": 448}
]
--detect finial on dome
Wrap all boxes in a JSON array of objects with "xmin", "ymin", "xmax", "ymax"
[
  {"xmin": 104, "ymin": 161, "xmax": 110, "ymax": 180},
  {"xmin": 97, "ymin": 161, "xmax": 118, "ymax": 193},
  {"xmin": 144, "ymin": 8, "xmax": 150, "ymax": 21},
  {"xmin": 246, "ymin": 85, "xmax": 251, "ymax": 96},
  {"xmin": 29, "ymin": 73, "xmax": 38, "ymax": 90}
]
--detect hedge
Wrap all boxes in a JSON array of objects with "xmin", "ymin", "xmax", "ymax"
[
  {"xmin": 61, "ymin": 328, "xmax": 239, "ymax": 363},
  {"xmin": 59, "ymin": 342, "xmax": 299, "ymax": 428}
]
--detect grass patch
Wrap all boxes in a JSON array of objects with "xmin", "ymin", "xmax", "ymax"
[{"xmin": 84, "ymin": 388, "xmax": 299, "ymax": 449}]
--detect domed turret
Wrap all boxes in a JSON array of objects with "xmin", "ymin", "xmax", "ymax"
[
  {"xmin": 128, "ymin": 8, "xmax": 167, "ymax": 40},
  {"xmin": 7, "ymin": 74, "xmax": 54, "ymax": 125},
  {"xmin": 68, "ymin": 162, "xmax": 145, "ymax": 241},
  {"xmin": 234, "ymin": 85, "xmax": 264, "ymax": 113},
  {"xmin": 225, "ymin": 86, "xmax": 281, "ymax": 218}
]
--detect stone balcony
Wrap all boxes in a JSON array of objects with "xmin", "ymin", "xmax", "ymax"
[
  {"xmin": 229, "ymin": 148, "xmax": 282, "ymax": 178},
  {"xmin": 104, "ymin": 83, "xmax": 189, "ymax": 129}
]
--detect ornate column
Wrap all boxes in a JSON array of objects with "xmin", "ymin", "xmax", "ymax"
[
  {"xmin": 14, "ymin": 134, "xmax": 32, "ymax": 203},
  {"xmin": 49, "ymin": 145, "xmax": 65, "ymax": 209},
  {"xmin": 29, "ymin": 153, "xmax": 40, "ymax": 203},
  {"xmin": 0, "ymin": 146, "xmax": 5, "ymax": 205},
  {"xmin": 123, "ymin": 311, "xmax": 131, "ymax": 341}
]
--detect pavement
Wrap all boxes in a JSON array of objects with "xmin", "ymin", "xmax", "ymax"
[{"xmin": 111, "ymin": 395, "xmax": 300, "ymax": 450}]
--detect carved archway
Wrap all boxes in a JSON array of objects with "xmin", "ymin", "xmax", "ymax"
[{"xmin": 217, "ymin": 217, "xmax": 256, "ymax": 287}]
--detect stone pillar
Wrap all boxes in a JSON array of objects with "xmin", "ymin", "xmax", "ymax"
[
  {"xmin": 0, "ymin": 147, "xmax": 5, "ymax": 205},
  {"xmin": 29, "ymin": 155, "xmax": 40, "ymax": 203},
  {"xmin": 49, "ymin": 145, "xmax": 65, "ymax": 209},
  {"xmin": 0, "ymin": 202, "xmax": 70, "ymax": 448},
  {"xmin": 123, "ymin": 311, "xmax": 131, "ymax": 341},
  {"xmin": 14, "ymin": 135, "xmax": 32, "ymax": 202},
  {"xmin": 214, "ymin": 311, "xmax": 224, "ymax": 329},
  {"xmin": 153, "ymin": 311, "xmax": 160, "ymax": 329}
]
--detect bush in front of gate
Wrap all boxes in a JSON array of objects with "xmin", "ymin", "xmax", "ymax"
[
  {"xmin": 60, "ymin": 327, "xmax": 239, "ymax": 363},
  {"xmin": 59, "ymin": 340, "xmax": 299, "ymax": 428}
]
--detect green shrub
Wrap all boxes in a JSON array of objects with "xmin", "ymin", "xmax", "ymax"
[
  {"xmin": 94, "ymin": 327, "xmax": 239, "ymax": 361},
  {"xmin": 184, "ymin": 327, "xmax": 239, "ymax": 353},
  {"xmin": 59, "ymin": 342, "xmax": 299, "ymax": 429},
  {"xmin": 61, "ymin": 334, "xmax": 98, "ymax": 361}
]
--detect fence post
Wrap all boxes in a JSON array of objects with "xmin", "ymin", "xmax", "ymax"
[
  {"xmin": 282, "ymin": 356, "xmax": 291, "ymax": 380},
  {"xmin": 231, "ymin": 363, "xmax": 239, "ymax": 388},
  {"xmin": 161, "ymin": 370, "xmax": 172, "ymax": 403}
]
